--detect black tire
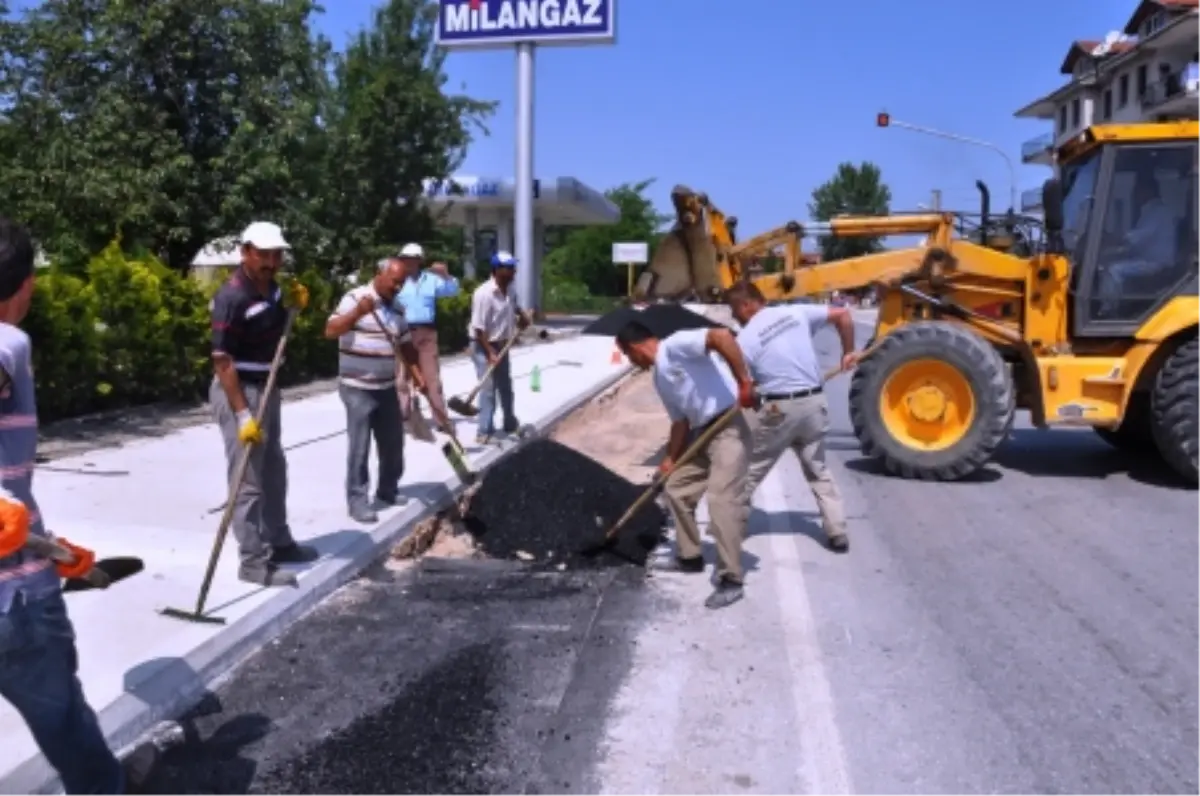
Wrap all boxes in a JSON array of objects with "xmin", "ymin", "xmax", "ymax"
[
  {"xmin": 1093, "ymin": 391, "xmax": 1155, "ymax": 452},
  {"xmin": 849, "ymin": 321, "xmax": 1015, "ymax": 481},
  {"xmin": 1150, "ymin": 337, "xmax": 1198, "ymax": 485}
]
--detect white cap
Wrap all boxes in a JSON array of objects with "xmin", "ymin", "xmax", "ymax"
[
  {"xmin": 398, "ymin": 242, "xmax": 424, "ymax": 259},
  {"xmin": 240, "ymin": 221, "xmax": 290, "ymax": 251}
]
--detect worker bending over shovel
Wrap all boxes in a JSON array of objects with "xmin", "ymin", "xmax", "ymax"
[
  {"xmin": 615, "ymin": 320, "xmax": 757, "ymax": 610},
  {"xmin": 326, "ymin": 258, "xmax": 426, "ymax": 524},
  {"xmin": 0, "ymin": 217, "xmax": 159, "ymax": 793},
  {"xmin": 210, "ymin": 222, "xmax": 317, "ymax": 587},
  {"xmin": 725, "ymin": 282, "xmax": 855, "ymax": 552}
]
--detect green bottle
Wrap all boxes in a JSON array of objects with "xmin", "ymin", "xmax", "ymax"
[{"xmin": 531, "ymin": 364, "xmax": 541, "ymax": 392}]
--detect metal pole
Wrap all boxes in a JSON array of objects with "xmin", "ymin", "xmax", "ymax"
[
  {"xmin": 931, "ymin": 189, "xmax": 942, "ymax": 211},
  {"xmin": 888, "ymin": 118, "xmax": 1017, "ymax": 211},
  {"xmin": 514, "ymin": 43, "xmax": 536, "ymax": 313}
]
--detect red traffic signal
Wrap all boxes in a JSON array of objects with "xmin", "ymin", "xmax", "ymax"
[{"xmin": 876, "ymin": 112, "xmax": 890, "ymax": 128}]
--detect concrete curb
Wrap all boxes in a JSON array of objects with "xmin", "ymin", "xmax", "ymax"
[{"xmin": 5, "ymin": 361, "xmax": 634, "ymax": 796}]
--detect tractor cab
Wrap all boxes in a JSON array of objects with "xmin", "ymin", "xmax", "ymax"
[{"xmin": 1043, "ymin": 122, "xmax": 1198, "ymax": 338}]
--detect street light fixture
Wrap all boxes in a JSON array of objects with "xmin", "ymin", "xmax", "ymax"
[{"xmin": 876, "ymin": 111, "xmax": 1018, "ymax": 212}]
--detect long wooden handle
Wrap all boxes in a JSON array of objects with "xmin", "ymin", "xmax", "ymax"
[
  {"xmin": 23, "ymin": 533, "xmax": 111, "ymax": 588},
  {"xmin": 463, "ymin": 333, "xmax": 521, "ymax": 404},
  {"xmin": 604, "ymin": 406, "xmax": 740, "ymax": 543},
  {"xmin": 820, "ymin": 338, "xmax": 885, "ymax": 382},
  {"xmin": 194, "ymin": 309, "xmax": 297, "ymax": 614}
]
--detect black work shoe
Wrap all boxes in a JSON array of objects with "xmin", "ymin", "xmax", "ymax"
[
  {"xmin": 238, "ymin": 564, "xmax": 298, "ymax": 588},
  {"xmin": 704, "ymin": 579, "xmax": 744, "ymax": 610},
  {"xmin": 350, "ymin": 505, "xmax": 379, "ymax": 524},
  {"xmin": 373, "ymin": 494, "xmax": 410, "ymax": 511},
  {"xmin": 652, "ymin": 555, "xmax": 706, "ymax": 574},
  {"xmin": 271, "ymin": 543, "xmax": 319, "ymax": 565},
  {"xmin": 827, "ymin": 533, "xmax": 850, "ymax": 554}
]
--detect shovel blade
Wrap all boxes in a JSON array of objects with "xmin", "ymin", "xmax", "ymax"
[
  {"xmin": 448, "ymin": 397, "xmax": 478, "ymax": 417},
  {"xmin": 62, "ymin": 557, "xmax": 145, "ymax": 593},
  {"xmin": 158, "ymin": 606, "xmax": 227, "ymax": 625}
]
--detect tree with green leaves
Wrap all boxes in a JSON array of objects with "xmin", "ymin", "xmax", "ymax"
[
  {"xmin": 542, "ymin": 179, "xmax": 668, "ymax": 308},
  {"xmin": 807, "ymin": 162, "xmax": 892, "ymax": 262}
]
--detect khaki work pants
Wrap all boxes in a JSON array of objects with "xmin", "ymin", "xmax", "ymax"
[
  {"xmin": 662, "ymin": 413, "xmax": 752, "ymax": 583},
  {"xmin": 744, "ymin": 393, "xmax": 847, "ymax": 538},
  {"xmin": 401, "ymin": 326, "xmax": 448, "ymax": 422}
]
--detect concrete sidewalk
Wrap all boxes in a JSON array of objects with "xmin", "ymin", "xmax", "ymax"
[{"xmin": 0, "ymin": 332, "xmax": 632, "ymax": 794}]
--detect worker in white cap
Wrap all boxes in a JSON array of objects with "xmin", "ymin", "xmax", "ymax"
[
  {"xmin": 468, "ymin": 250, "xmax": 531, "ymax": 443},
  {"xmin": 391, "ymin": 242, "xmax": 460, "ymax": 429},
  {"xmin": 209, "ymin": 221, "xmax": 317, "ymax": 587}
]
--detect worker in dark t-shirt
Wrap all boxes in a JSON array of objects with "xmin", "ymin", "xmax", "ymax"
[{"xmin": 209, "ymin": 221, "xmax": 317, "ymax": 587}]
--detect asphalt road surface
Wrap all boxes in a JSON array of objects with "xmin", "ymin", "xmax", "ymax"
[{"xmin": 143, "ymin": 321, "xmax": 1198, "ymax": 794}]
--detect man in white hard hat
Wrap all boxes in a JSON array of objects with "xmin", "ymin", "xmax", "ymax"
[
  {"xmin": 391, "ymin": 242, "xmax": 460, "ymax": 429},
  {"xmin": 209, "ymin": 221, "xmax": 317, "ymax": 587}
]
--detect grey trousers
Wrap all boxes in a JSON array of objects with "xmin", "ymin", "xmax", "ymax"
[
  {"xmin": 744, "ymin": 393, "xmax": 848, "ymax": 538},
  {"xmin": 210, "ymin": 378, "xmax": 294, "ymax": 568},
  {"xmin": 339, "ymin": 383, "xmax": 405, "ymax": 511}
]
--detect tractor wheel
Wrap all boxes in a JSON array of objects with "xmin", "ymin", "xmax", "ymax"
[
  {"xmin": 1150, "ymin": 337, "xmax": 1198, "ymax": 486},
  {"xmin": 1093, "ymin": 391, "xmax": 1155, "ymax": 452},
  {"xmin": 849, "ymin": 321, "xmax": 1015, "ymax": 481}
]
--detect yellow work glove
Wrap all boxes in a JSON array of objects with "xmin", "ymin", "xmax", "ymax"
[
  {"xmin": 282, "ymin": 280, "xmax": 309, "ymax": 311},
  {"xmin": 235, "ymin": 409, "xmax": 264, "ymax": 446}
]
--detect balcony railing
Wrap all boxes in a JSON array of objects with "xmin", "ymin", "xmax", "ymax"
[
  {"xmin": 1021, "ymin": 132, "xmax": 1054, "ymax": 162},
  {"xmin": 1142, "ymin": 62, "xmax": 1199, "ymax": 111},
  {"xmin": 1020, "ymin": 187, "xmax": 1044, "ymax": 212}
]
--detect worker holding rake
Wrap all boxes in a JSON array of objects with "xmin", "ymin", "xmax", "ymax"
[
  {"xmin": 0, "ymin": 217, "xmax": 159, "ymax": 793},
  {"xmin": 209, "ymin": 222, "xmax": 318, "ymax": 587},
  {"xmin": 615, "ymin": 319, "xmax": 757, "ymax": 610}
]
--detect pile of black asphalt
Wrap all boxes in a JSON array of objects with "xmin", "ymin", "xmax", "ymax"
[
  {"xmin": 140, "ymin": 557, "xmax": 661, "ymax": 794},
  {"xmin": 462, "ymin": 438, "xmax": 665, "ymax": 568}
]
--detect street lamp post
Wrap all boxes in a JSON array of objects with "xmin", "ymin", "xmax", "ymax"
[{"xmin": 876, "ymin": 112, "xmax": 1018, "ymax": 212}]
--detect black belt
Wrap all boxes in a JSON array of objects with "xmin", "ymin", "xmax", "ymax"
[{"xmin": 761, "ymin": 386, "xmax": 823, "ymax": 402}]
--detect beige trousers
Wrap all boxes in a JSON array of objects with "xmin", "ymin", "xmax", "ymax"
[
  {"xmin": 744, "ymin": 393, "xmax": 848, "ymax": 538},
  {"xmin": 400, "ymin": 326, "xmax": 448, "ymax": 422},
  {"xmin": 662, "ymin": 413, "xmax": 752, "ymax": 583}
]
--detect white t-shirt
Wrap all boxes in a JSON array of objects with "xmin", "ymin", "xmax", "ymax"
[
  {"xmin": 1125, "ymin": 198, "xmax": 1177, "ymax": 264},
  {"xmin": 652, "ymin": 329, "xmax": 737, "ymax": 428},
  {"xmin": 737, "ymin": 304, "xmax": 829, "ymax": 394},
  {"xmin": 469, "ymin": 278, "xmax": 521, "ymax": 342}
]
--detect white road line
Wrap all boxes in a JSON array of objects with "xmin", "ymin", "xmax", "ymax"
[{"xmin": 762, "ymin": 461, "xmax": 854, "ymax": 794}]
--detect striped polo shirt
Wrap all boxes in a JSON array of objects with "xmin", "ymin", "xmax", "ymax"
[
  {"xmin": 0, "ymin": 322, "xmax": 60, "ymax": 612},
  {"xmin": 332, "ymin": 285, "xmax": 412, "ymax": 390}
]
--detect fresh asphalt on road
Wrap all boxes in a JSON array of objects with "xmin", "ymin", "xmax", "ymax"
[{"xmin": 141, "ymin": 321, "xmax": 1198, "ymax": 795}]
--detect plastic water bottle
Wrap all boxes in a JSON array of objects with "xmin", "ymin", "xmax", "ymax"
[{"xmin": 531, "ymin": 364, "xmax": 541, "ymax": 393}]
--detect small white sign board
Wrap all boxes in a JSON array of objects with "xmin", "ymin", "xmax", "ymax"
[{"xmin": 612, "ymin": 242, "xmax": 649, "ymax": 264}]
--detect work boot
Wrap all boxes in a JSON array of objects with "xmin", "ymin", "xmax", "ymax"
[
  {"xmin": 827, "ymin": 532, "xmax": 849, "ymax": 554},
  {"xmin": 120, "ymin": 741, "xmax": 161, "ymax": 794},
  {"xmin": 349, "ymin": 504, "xmax": 378, "ymax": 524},
  {"xmin": 238, "ymin": 564, "xmax": 298, "ymax": 588},
  {"xmin": 373, "ymin": 493, "xmax": 410, "ymax": 511},
  {"xmin": 704, "ymin": 578, "xmax": 744, "ymax": 610},
  {"xmin": 271, "ymin": 542, "xmax": 319, "ymax": 565},
  {"xmin": 652, "ymin": 554, "xmax": 705, "ymax": 574}
]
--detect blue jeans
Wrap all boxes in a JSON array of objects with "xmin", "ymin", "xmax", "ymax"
[
  {"xmin": 0, "ymin": 590, "xmax": 123, "ymax": 794},
  {"xmin": 470, "ymin": 340, "xmax": 516, "ymax": 436}
]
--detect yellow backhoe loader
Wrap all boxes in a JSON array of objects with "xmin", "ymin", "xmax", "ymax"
[{"xmin": 637, "ymin": 121, "xmax": 1198, "ymax": 485}]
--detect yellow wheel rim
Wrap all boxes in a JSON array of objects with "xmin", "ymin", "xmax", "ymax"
[{"xmin": 879, "ymin": 359, "xmax": 976, "ymax": 452}]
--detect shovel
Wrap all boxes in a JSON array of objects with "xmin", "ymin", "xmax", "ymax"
[
  {"xmin": 23, "ymin": 534, "xmax": 145, "ymax": 592},
  {"xmin": 581, "ymin": 405, "xmax": 740, "ymax": 557},
  {"xmin": 447, "ymin": 333, "xmax": 521, "ymax": 418}
]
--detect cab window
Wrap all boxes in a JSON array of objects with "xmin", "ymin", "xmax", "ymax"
[{"xmin": 1085, "ymin": 142, "xmax": 1197, "ymax": 323}]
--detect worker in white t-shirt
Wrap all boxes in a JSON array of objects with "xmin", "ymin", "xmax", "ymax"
[
  {"xmin": 726, "ymin": 281, "xmax": 854, "ymax": 552},
  {"xmin": 615, "ymin": 319, "xmax": 757, "ymax": 610},
  {"xmin": 1098, "ymin": 174, "xmax": 1180, "ymax": 315}
]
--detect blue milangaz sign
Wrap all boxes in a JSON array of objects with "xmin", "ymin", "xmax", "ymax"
[{"xmin": 436, "ymin": 0, "xmax": 615, "ymax": 48}]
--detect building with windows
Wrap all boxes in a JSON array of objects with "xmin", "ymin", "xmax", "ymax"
[{"xmin": 1015, "ymin": 0, "xmax": 1198, "ymax": 211}]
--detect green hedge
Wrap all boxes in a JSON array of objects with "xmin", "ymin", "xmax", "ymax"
[{"xmin": 27, "ymin": 244, "xmax": 477, "ymax": 423}]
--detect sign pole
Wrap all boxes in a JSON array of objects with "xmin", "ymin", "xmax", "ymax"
[
  {"xmin": 514, "ymin": 41, "xmax": 536, "ymax": 314},
  {"xmin": 626, "ymin": 261, "xmax": 634, "ymax": 297}
]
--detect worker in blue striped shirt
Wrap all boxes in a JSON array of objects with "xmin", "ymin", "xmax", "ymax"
[
  {"xmin": 0, "ymin": 217, "xmax": 157, "ymax": 792},
  {"xmin": 392, "ymin": 243, "xmax": 460, "ymax": 429}
]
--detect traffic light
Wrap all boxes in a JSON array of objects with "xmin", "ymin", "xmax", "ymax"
[{"xmin": 876, "ymin": 112, "xmax": 890, "ymax": 128}]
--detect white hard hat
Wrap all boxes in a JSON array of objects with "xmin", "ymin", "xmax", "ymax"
[
  {"xmin": 398, "ymin": 242, "xmax": 424, "ymax": 259},
  {"xmin": 240, "ymin": 221, "xmax": 290, "ymax": 251}
]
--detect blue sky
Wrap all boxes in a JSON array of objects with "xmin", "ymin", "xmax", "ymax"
[{"xmin": 316, "ymin": 0, "xmax": 1142, "ymax": 233}]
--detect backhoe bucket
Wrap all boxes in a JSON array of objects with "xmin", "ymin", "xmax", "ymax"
[{"xmin": 637, "ymin": 185, "xmax": 724, "ymax": 302}]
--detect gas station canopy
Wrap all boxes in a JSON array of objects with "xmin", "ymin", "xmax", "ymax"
[{"xmin": 417, "ymin": 175, "xmax": 621, "ymax": 226}]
